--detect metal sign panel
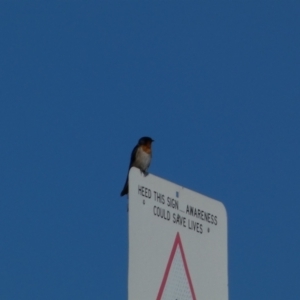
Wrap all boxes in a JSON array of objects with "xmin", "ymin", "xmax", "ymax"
[{"xmin": 128, "ymin": 168, "xmax": 228, "ymax": 300}]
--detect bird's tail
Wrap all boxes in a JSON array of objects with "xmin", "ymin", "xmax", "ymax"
[{"xmin": 120, "ymin": 176, "xmax": 128, "ymax": 196}]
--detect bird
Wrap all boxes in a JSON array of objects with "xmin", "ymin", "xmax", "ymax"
[{"xmin": 120, "ymin": 136, "xmax": 154, "ymax": 196}]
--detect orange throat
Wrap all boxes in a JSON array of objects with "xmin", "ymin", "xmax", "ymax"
[{"xmin": 141, "ymin": 144, "xmax": 152, "ymax": 154}]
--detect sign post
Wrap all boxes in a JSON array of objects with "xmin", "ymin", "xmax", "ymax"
[{"xmin": 128, "ymin": 167, "xmax": 228, "ymax": 300}]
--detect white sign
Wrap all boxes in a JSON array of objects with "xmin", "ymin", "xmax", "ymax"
[{"xmin": 128, "ymin": 168, "xmax": 228, "ymax": 300}]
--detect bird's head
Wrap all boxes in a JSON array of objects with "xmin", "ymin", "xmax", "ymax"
[{"xmin": 138, "ymin": 136, "xmax": 154, "ymax": 148}]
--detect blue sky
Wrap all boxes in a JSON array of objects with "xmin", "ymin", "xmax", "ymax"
[{"xmin": 0, "ymin": 2, "xmax": 299, "ymax": 299}]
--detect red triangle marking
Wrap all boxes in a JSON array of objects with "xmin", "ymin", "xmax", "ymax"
[{"xmin": 156, "ymin": 232, "xmax": 197, "ymax": 300}]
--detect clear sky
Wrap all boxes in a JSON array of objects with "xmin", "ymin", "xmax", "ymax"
[{"xmin": 0, "ymin": 2, "xmax": 299, "ymax": 299}]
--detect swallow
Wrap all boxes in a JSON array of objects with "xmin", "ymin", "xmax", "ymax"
[{"xmin": 120, "ymin": 136, "xmax": 154, "ymax": 196}]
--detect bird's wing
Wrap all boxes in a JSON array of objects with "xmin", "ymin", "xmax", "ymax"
[{"xmin": 128, "ymin": 144, "xmax": 138, "ymax": 169}]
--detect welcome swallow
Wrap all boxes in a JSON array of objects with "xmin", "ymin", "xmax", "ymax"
[{"xmin": 120, "ymin": 136, "xmax": 154, "ymax": 196}]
